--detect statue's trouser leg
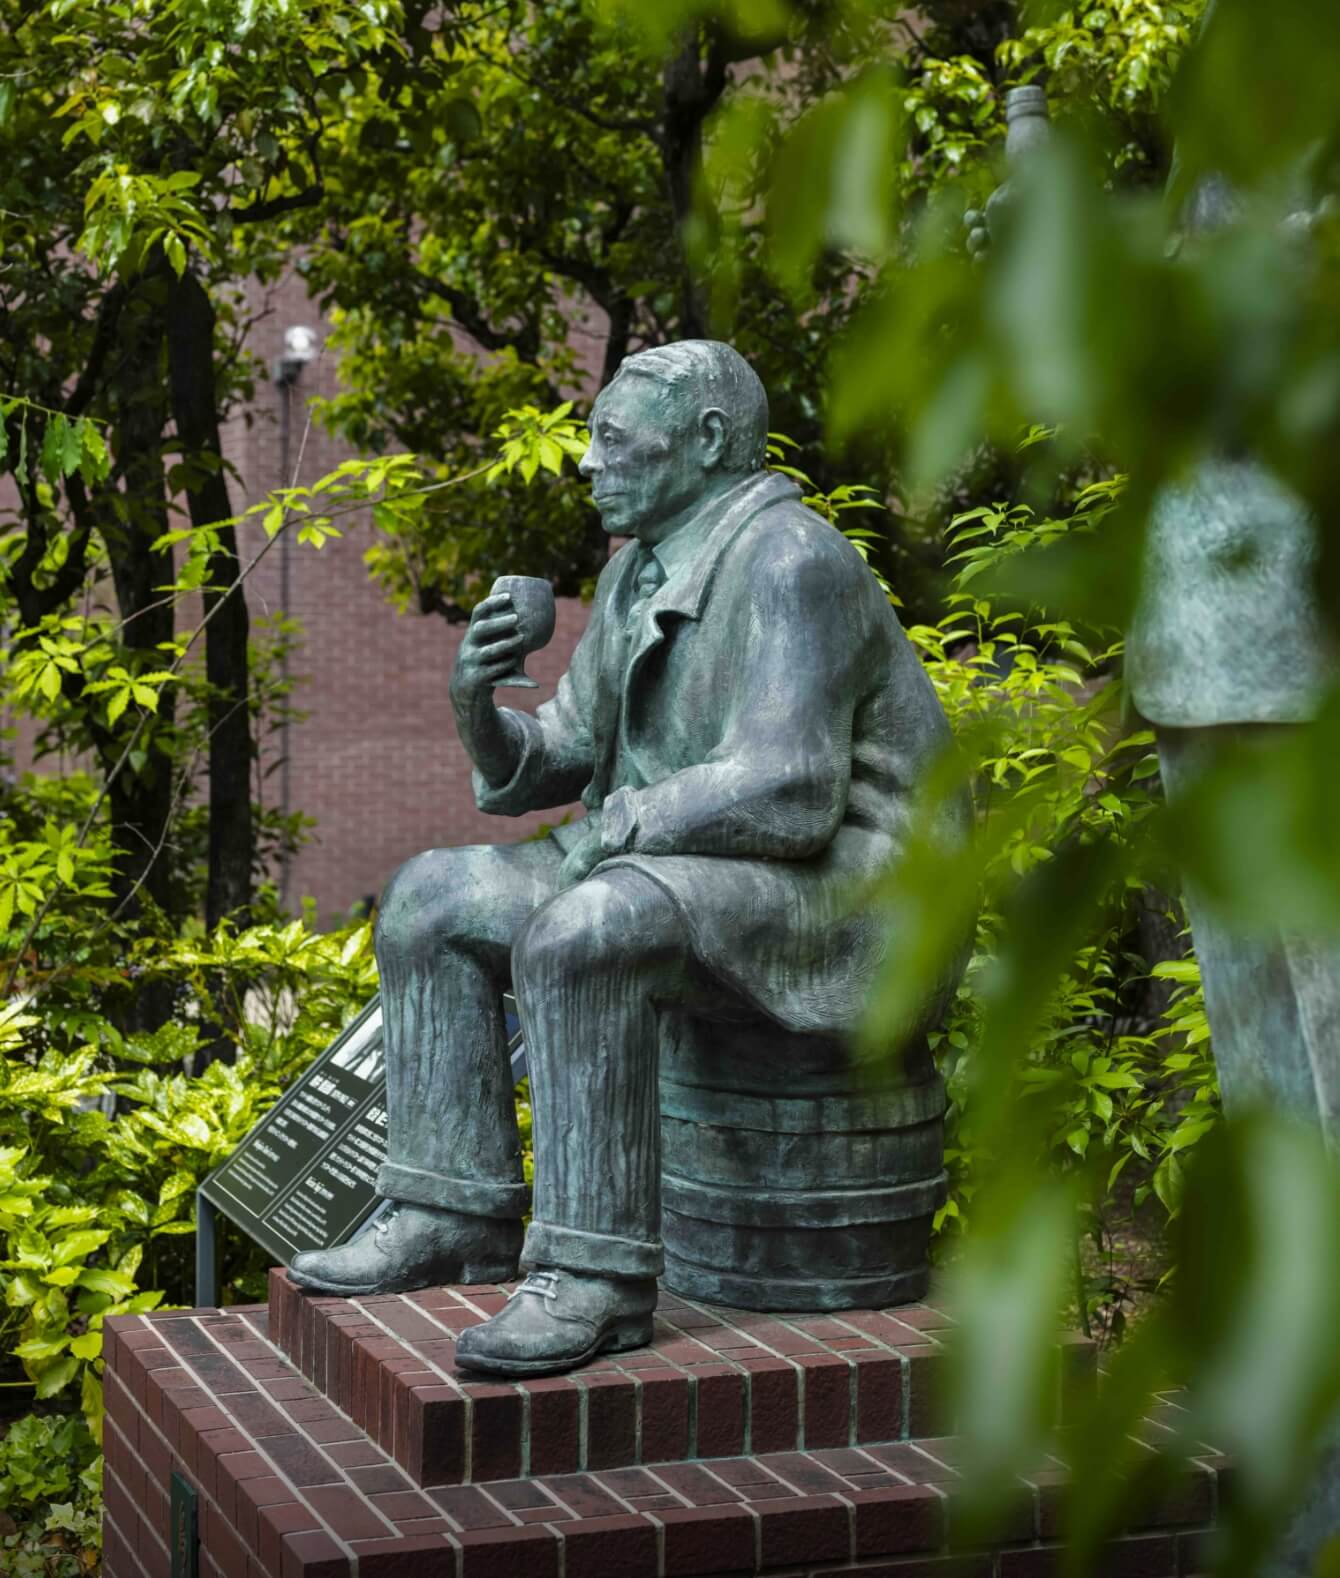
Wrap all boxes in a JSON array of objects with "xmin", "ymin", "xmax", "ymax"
[
  {"xmin": 373, "ymin": 839, "xmax": 564, "ymax": 1218},
  {"xmin": 1157, "ymin": 725, "xmax": 1340, "ymax": 1144},
  {"xmin": 514, "ymin": 867, "xmax": 702, "ymax": 1281}
]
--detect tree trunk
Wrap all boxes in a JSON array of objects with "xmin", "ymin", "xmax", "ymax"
[
  {"xmin": 599, "ymin": 293, "xmax": 635, "ymax": 389},
  {"xmin": 659, "ymin": 34, "xmax": 726, "ymax": 340},
  {"xmin": 104, "ymin": 289, "xmax": 179, "ymax": 922},
  {"xmin": 166, "ymin": 269, "xmax": 254, "ymax": 929}
]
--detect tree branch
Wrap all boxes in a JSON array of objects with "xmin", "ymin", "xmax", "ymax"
[
  {"xmin": 40, "ymin": 472, "xmax": 98, "ymax": 612},
  {"xmin": 498, "ymin": 57, "xmax": 658, "ymax": 137},
  {"xmin": 230, "ymin": 184, "xmax": 325, "ymax": 225},
  {"xmin": 64, "ymin": 282, "xmax": 128, "ymax": 418},
  {"xmin": 407, "ymin": 268, "xmax": 541, "ymax": 360},
  {"xmin": 0, "ymin": 412, "xmax": 91, "ymax": 626},
  {"xmin": 166, "ymin": 266, "xmax": 253, "ymax": 928}
]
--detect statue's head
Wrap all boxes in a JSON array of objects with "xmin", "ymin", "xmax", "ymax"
[{"xmin": 580, "ymin": 340, "xmax": 769, "ymax": 540}]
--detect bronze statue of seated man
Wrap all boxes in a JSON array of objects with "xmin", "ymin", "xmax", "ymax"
[{"xmin": 290, "ymin": 340, "xmax": 965, "ymax": 1378}]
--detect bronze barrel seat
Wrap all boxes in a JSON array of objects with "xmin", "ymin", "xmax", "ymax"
[{"xmin": 657, "ymin": 1014, "xmax": 947, "ymax": 1311}]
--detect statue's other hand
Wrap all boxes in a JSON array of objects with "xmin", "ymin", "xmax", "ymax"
[
  {"xmin": 450, "ymin": 592, "xmax": 524, "ymax": 709},
  {"xmin": 557, "ymin": 826, "xmax": 609, "ymax": 889}
]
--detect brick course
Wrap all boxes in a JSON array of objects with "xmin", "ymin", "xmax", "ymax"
[
  {"xmin": 103, "ymin": 1289, "xmax": 1220, "ymax": 1578},
  {"xmin": 270, "ymin": 1271, "xmax": 1057, "ymax": 1485}
]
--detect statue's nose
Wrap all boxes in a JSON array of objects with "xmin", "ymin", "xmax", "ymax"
[{"xmin": 578, "ymin": 445, "xmax": 599, "ymax": 479}]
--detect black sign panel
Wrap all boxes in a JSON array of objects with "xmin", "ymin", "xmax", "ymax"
[{"xmin": 201, "ymin": 994, "xmax": 524, "ymax": 1266}]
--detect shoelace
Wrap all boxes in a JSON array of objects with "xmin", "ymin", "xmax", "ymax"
[
  {"xmin": 372, "ymin": 1203, "xmax": 402, "ymax": 1240},
  {"xmin": 511, "ymin": 1269, "xmax": 559, "ymax": 1302}
]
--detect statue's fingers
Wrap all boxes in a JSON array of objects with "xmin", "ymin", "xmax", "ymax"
[
  {"xmin": 477, "ymin": 633, "xmax": 526, "ymax": 661},
  {"xmin": 479, "ymin": 634, "xmax": 524, "ymax": 665},
  {"xmin": 472, "ymin": 593, "xmax": 514, "ymax": 619},
  {"xmin": 471, "ymin": 612, "xmax": 521, "ymax": 640}
]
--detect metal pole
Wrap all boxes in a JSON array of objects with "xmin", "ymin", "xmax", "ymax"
[
  {"xmin": 277, "ymin": 376, "xmax": 294, "ymax": 912},
  {"xmin": 195, "ymin": 1190, "xmax": 218, "ymax": 1309}
]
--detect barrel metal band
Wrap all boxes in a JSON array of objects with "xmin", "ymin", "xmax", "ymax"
[
  {"xmin": 657, "ymin": 1073, "xmax": 947, "ymax": 1134},
  {"xmin": 661, "ymin": 1168, "xmax": 948, "ymax": 1229},
  {"xmin": 661, "ymin": 1251, "xmax": 930, "ymax": 1313}
]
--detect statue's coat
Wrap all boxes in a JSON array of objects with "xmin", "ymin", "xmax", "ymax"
[{"xmin": 475, "ymin": 471, "xmax": 967, "ymax": 1038}]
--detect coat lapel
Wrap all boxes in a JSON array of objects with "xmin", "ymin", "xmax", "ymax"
[
  {"xmin": 584, "ymin": 545, "xmax": 642, "ymax": 805},
  {"xmin": 614, "ymin": 472, "xmax": 800, "ymax": 769},
  {"xmin": 586, "ymin": 471, "xmax": 800, "ymax": 806},
  {"xmin": 642, "ymin": 472, "xmax": 799, "ymax": 640}
]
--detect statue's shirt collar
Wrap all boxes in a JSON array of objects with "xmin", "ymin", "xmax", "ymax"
[{"xmin": 649, "ymin": 473, "xmax": 760, "ymax": 585}]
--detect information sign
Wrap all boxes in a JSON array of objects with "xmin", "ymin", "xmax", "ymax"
[{"xmin": 200, "ymin": 995, "xmax": 524, "ymax": 1269}]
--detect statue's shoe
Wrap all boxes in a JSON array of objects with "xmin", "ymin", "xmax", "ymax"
[
  {"xmin": 454, "ymin": 1269, "xmax": 656, "ymax": 1377},
  {"xmin": 287, "ymin": 1203, "xmax": 522, "ymax": 1296}
]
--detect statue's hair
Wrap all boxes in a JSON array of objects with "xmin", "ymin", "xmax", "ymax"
[{"xmin": 609, "ymin": 340, "xmax": 769, "ymax": 473}]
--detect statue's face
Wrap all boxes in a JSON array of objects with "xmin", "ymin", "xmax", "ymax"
[{"xmin": 580, "ymin": 376, "xmax": 711, "ymax": 540}]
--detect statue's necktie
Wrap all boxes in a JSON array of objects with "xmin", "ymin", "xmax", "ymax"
[{"xmin": 626, "ymin": 549, "xmax": 665, "ymax": 631}]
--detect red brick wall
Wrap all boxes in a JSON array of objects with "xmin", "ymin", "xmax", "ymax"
[{"xmin": 231, "ymin": 273, "xmax": 595, "ymax": 922}]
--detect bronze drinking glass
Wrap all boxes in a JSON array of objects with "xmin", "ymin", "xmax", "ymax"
[{"xmin": 488, "ymin": 575, "xmax": 556, "ymax": 689}]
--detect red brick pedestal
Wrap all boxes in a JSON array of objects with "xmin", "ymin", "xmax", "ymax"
[{"xmin": 102, "ymin": 1274, "xmax": 1224, "ymax": 1578}]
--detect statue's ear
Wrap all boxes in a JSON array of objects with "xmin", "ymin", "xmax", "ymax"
[{"xmin": 700, "ymin": 408, "xmax": 728, "ymax": 469}]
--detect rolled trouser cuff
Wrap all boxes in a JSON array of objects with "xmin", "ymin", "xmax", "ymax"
[
  {"xmin": 377, "ymin": 1161, "xmax": 529, "ymax": 1219},
  {"xmin": 522, "ymin": 1220, "xmax": 664, "ymax": 1280}
]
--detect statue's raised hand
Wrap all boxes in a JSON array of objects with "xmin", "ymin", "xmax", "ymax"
[
  {"xmin": 450, "ymin": 592, "xmax": 527, "ymax": 787},
  {"xmin": 451, "ymin": 593, "xmax": 525, "ymax": 701}
]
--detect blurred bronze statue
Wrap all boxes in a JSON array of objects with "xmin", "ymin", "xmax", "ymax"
[
  {"xmin": 969, "ymin": 87, "xmax": 1338, "ymax": 1145},
  {"xmin": 1126, "ymin": 176, "xmax": 1338, "ymax": 1145},
  {"xmin": 968, "ymin": 88, "xmax": 1339, "ymax": 1578},
  {"xmin": 290, "ymin": 340, "xmax": 968, "ymax": 1377}
]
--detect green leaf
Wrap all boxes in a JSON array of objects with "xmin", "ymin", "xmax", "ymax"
[
  {"xmin": 39, "ymin": 416, "xmax": 69, "ymax": 483},
  {"xmin": 13, "ymin": 1336, "xmax": 72, "ymax": 1361},
  {"xmin": 1153, "ymin": 1153, "xmax": 1185, "ymax": 1216},
  {"xmin": 51, "ymin": 1229, "xmax": 111, "ymax": 1267},
  {"xmin": 442, "ymin": 96, "xmax": 482, "ymax": 145},
  {"xmin": 77, "ymin": 1268, "xmax": 135, "ymax": 1298},
  {"xmin": 34, "ymin": 1356, "xmax": 79, "ymax": 1398},
  {"xmin": 82, "ymin": 1365, "xmax": 105, "ymax": 1444},
  {"xmin": 7, "ymin": 1273, "xmax": 42, "ymax": 1306},
  {"xmin": 60, "ymin": 416, "xmax": 82, "ymax": 475},
  {"xmin": 158, "ymin": 1170, "xmax": 196, "ymax": 1205},
  {"xmin": 767, "ymin": 68, "xmax": 901, "ymax": 298}
]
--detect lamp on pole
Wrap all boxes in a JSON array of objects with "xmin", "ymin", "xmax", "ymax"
[{"xmin": 272, "ymin": 325, "xmax": 320, "ymax": 911}]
